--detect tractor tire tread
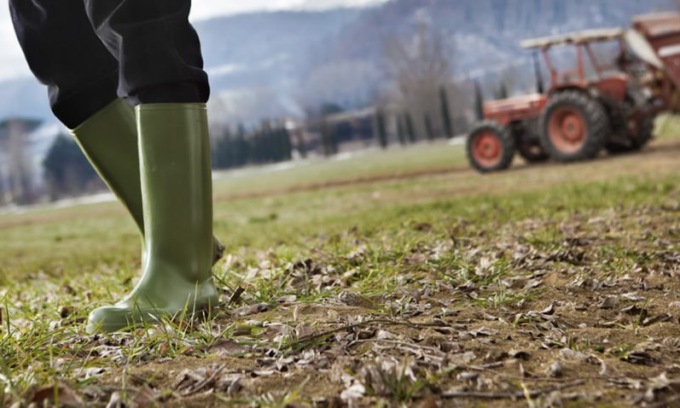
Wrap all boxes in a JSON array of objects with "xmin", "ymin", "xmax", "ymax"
[
  {"xmin": 539, "ymin": 90, "xmax": 609, "ymax": 162},
  {"xmin": 466, "ymin": 120, "xmax": 516, "ymax": 173}
]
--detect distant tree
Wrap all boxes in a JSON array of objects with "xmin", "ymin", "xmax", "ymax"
[
  {"xmin": 235, "ymin": 124, "xmax": 249, "ymax": 166},
  {"xmin": 43, "ymin": 134, "xmax": 99, "ymax": 200},
  {"xmin": 212, "ymin": 125, "xmax": 233, "ymax": 169},
  {"xmin": 320, "ymin": 102, "xmax": 344, "ymax": 117},
  {"xmin": 291, "ymin": 125, "xmax": 307, "ymax": 159},
  {"xmin": 210, "ymin": 120, "xmax": 295, "ymax": 171},
  {"xmin": 396, "ymin": 115, "xmax": 407, "ymax": 146},
  {"xmin": 439, "ymin": 86, "xmax": 454, "ymax": 138},
  {"xmin": 251, "ymin": 127, "xmax": 265, "ymax": 164},
  {"xmin": 316, "ymin": 102, "xmax": 343, "ymax": 157},
  {"xmin": 260, "ymin": 121, "xmax": 274, "ymax": 163},
  {"xmin": 375, "ymin": 108, "xmax": 388, "ymax": 149},
  {"xmin": 495, "ymin": 82, "xmax": 509, "ymax": 100},
  {"xmin": 0, "ymin": 166, "xmax": 5, "ymax": 204},
  {"xmin": 384, "ymin": 15, "xmax": 452, "ymax": 141},
  {"xmin": 474, "ymin": 81, "xmax": 485, "ymax": 121},
  {"xmin": 404, "ymin": 112, "xmax": 417, "ymax": 143},
  {"xmin": 320, "ymin": 119, "xmax": 338, "ymax": 157},
  {"xmin": 424, "ymin": 114, "xmax": 435, "ymax": 141},
  {"xmin": 279, "ymin": 126, "xmax": 293, "ymax": 161}
]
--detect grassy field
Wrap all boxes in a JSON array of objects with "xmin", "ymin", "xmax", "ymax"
[{"xmin": 1, "ymin": 117, "xmax": 680, "ymax": 407}]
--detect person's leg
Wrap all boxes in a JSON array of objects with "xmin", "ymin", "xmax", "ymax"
[
  {"xmin": 9, "ymin": 0, "xmax": 118, "ymax": 128},
  {"xmin": 83, "ymin": 0, "xmax": 209, "ymax": 105},
  {"xmin": 71, "ymin": 101, "xmax": 224, "ymax": 264},
  {"xmin": 84, "ymin": 0, "xmax": 218, "ymax": 333},
  {"xmin": 87, "ymin": 104, "xmax": 218, "ymax": 333},
  {"xmin": 10, "ymin": 0, "xmax": 223, "ymax": 264}
]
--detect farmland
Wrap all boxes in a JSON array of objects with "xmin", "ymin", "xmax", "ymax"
[{"xmin": 1, "ymin": 115, "xmax": 679, "ymax": 407}]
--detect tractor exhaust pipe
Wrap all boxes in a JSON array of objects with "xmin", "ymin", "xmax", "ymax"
[{"xmin": 533, "ymin": 52, "xmax": 545, "ymax": 94}]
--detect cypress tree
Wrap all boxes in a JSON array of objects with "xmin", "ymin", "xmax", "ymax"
[
  {"xmin": 320, "ymin": 119, "xmax": 335, "ymax": 157},
  {"xmin": 424, "ymin": 114, "xmax": 435, "ymax": 141},
  {"xmin": 474, "ymin": 81, "xmax": 485, "ymax": 121},
  {"xmin": 235, "ymin": 123, "xmax": 248, "ymax": 166},
  {"xmin": 330, "ymin": 122, "xmax": 339, "ymax": 155},
  {"xmin": 212, "ymin": 126, "xmax": 233, "ymax": 169},
  {"xmin": 439, "ymin": 86, "xmax": 454, "ymax": 138},
  {"xmin": 375, "ymin": 108, "xmax": 388, "ymax": 149},
  {"xmin": 260, "ymin": 122, "xmax": 273, "ymax": 163},
  {"xmin": 43, "ymin": 134, "xmax": 98, "ymax": 199},
  {"xmin": 281, "ymin": 126, "xmax": 293, "ymax": 160},
  {"xmin": 396, "ymin": 115, "xmax": 407, "ymax": 146},
  {"xmin": 404, "ymin": 113, "xmax": 417, "ymax": 143},
  {"xmin": 496, "ymin": 82, "xmax": 509, "ymax": 100}
]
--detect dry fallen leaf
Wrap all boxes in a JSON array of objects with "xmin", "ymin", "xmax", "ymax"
[
  {"xmin": 207, "ymin": 339, "xmax": 249, "ymax": 357},
  {"xmin": 233, "ymin": 303, "xmax": 270, "ymax": 317},
  {"xmin": 30, "ymin": 383, "xmax": 83, "ymax": 408},
  {"xmin": 132, "ymin": 386, "xmax": 160, "ymax": 408}
]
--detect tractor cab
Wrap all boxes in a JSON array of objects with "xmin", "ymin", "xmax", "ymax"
[{"xmin": 521, "ymin": 28, "xmax": 630, "ymax": 99}]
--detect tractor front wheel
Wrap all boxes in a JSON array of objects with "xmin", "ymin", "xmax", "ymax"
[
  {"xmin": 466, "ymin": 121, "xmax": 515, "ymax": 173},
  {"xmin": 539, "ymin": 91, "xmax": 609, "ymax": 162}
]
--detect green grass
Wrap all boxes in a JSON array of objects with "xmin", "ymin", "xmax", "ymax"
[
  {"xmin": 657, "ymin": 113, "xmax": 680, "ymax": 140},
  {"xmin": 1, "ymin": 125, "xmax": 679, "ymax": 407},
  {"xmin": 212, "ymin": 140, "xmax": 466, "ymax": 196}
]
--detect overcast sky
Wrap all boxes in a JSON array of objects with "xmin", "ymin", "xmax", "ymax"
[{"xmin": 0, "ymin": 0, "xmax": 388, "ymax": 81}]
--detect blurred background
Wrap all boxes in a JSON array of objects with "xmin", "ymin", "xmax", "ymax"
[{"xmin": 0, "ymin": 0, "xmax": 676, "ymax": 206}]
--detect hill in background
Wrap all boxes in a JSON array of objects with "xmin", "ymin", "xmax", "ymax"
[{"xmin": 0, "ymin": 0, "xmax": 674, "ymax": 126}]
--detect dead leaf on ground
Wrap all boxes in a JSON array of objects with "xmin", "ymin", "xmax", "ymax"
[
  {"xmin": 233, "ymin": 303, "xmax": 270, "ymax": 317},
  {"xmin": 30, "ymin": 383, "xmax": 83, "ymax": 408}
]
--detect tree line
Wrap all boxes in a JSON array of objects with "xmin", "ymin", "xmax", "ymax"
[
  {"xmin": 40, "ymin": 122, "xmax": 297, "ymax": 201},
  {"xmin": 211, "ymin": 122, "xmax": 293, "ymax": 170}
]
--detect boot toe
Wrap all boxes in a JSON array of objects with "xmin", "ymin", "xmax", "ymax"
[
  {"xmin": 86, "ymin": 305, "xmax": 159, "ymax": 334},
  {"xmin": 86, "ymin": 286, "xmax": 219, "ymax": 334}
]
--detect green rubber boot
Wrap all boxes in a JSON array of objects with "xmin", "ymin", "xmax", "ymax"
[
  {"xmin": 71, "ymin": 99, "xmax": 224, "ymax": 264},
  {"xmin": 86, "ymin": 103, "xmax": 219, "ymax": 333}
]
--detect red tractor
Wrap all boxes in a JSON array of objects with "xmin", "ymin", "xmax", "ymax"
[{"xmin": 466, "ymin": 12, "xmax": 680, "ymax": 173}]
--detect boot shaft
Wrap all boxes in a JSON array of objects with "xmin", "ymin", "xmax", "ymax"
[{"xmin": 137, "ymin": 103, "xmax": 213, "ymax": 281}]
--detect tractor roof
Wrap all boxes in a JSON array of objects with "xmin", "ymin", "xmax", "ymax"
[{"xmin": 520, "ymin": 28, "xmax": 624, "ymax": 49}]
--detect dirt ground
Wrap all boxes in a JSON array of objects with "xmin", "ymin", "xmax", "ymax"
[
  {"xmin": 6, "ymin": 138, "xmax": 680, "ymax": 408},
  {"xmin": 114, "ymin": 176, "xmax": 680, "ymax": 405}
]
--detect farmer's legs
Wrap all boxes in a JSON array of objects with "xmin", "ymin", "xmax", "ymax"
[
  {"xmin": 83, "ymin": 0, "xmax": 210, "ymax": 104},
  {"xmin": 10, "ymin": 0, "xmax": 149, "ymax": 235},
  {"xmin": 84, "ymin": 0, "xmax": 217, "ymax": 333},
  {"xmin": 10, "ymin": 0, "xmax": 208, "ymax": 118},
  {"xmin": 9, "ymin": 0, "xmax": 119, "ymax": 128},
  {"xmin": 10, "ymin": 0, "xmax": 223, "ymax": 264}
]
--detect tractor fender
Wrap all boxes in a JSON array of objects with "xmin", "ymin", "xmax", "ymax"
[
  {"xmin": 550, "ymin": 86, "xmax": 611, "ymax": 105},
  {"xmin": 549, "ymin": 86, "xmax": 591, "ymax": 97}
]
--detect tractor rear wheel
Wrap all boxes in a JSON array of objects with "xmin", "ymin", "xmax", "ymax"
[
  {"xmin": 466, "ymin": 121, "xmax": 515, "ymax": 173},
  {"xmin": 539, "ymin": 91, "xmax": 609, "ymax": 162}
]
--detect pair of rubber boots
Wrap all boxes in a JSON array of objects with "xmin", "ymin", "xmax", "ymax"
[{"xmin": 72, "ymin": 100, "xmax": 223, "ymax": 333}]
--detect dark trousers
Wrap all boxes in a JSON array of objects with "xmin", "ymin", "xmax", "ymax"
[{"xmin": 9, "ymin": 0, "xmax": 210, "ymax": 128}]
